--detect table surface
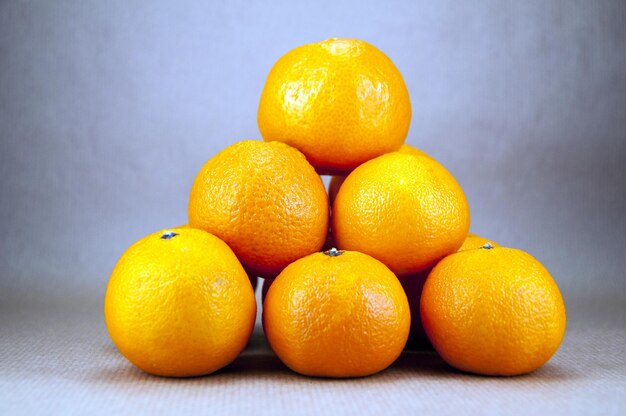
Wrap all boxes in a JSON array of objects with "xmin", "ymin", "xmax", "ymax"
[{"xmin": 1, "ymin": 294, "xmax": 625, "ymax": 416}]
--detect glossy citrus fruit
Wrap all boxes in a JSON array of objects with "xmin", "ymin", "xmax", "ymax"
[
  {"xmin": 188, "ymin": 140, "xmax": 329, "ymax": 278},
  {"xmin": 421, "ymin": 246, "xmax": 566, "ymax": 376},
  {"xmin": 263, "ymin": 249, "xmax": 410, "ymax": 377},
  {"xmin": 173, "ymin": 223, "xmax": 259, "ymax": 290},
  {"xmin": 259, "ymin": 229, "xmax": 336, "ymax": 303},
  {"xmin": 104, "ymin": 228, "xmax": 257, "ymax": 377},
  {"xmin": 258, "ymin": 38, "xmax": 411, "ymax": 174},
  {"xmin": 327, "ymin": 144, "xmax": 433, "ymax": 205},
  {"xmin": 332, "ymin": 152, "xmax": 470, "ymax": 276},
  {"xmin": 458, "ymin": 233, "xmax": 499, "ymax": 252},
  {"xmin": 401, "ymin": 234, "xmax": 499, "ymax": 346},
  {"xmin": 397, "ymin": 143, "xmax": 435, "ymax": 159}
]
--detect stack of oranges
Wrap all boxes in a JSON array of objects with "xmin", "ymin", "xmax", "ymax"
[{"xmin": 105, "ymin": 38, "xmax": 566, "ymax": 379}]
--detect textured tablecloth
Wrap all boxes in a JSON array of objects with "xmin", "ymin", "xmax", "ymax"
[{"xmin": 1, "ymin": 293, "xmax": 624, "ymax": 416}]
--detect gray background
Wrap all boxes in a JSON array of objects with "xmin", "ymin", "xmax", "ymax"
[{"xmin": 1, "ymin": 1, "xmax": 625, "ymax": 414}]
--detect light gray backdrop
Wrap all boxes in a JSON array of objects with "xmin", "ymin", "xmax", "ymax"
[{"xmin": 1, "ymin": 1, "xmax": 625, "ymax": 322}]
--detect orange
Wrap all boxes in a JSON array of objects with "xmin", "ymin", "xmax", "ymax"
[
  {"xmin": 248, "ymin": 274, "xmax": 259, "ymax": 292},
  {"xmin": 263, "ymin": 249, "xmax": 410, "ymax": 378},
  {"xmin": 327, "ymin": 144, "xmax": 434, "ymax": 205},
  {"xmin": 401, "ymin": 233, "xmax": 498, "ymax": 346},
  {"xmin": 258, "ymin": 38, "xmax": 411, "ymax": 174},
  {"xmin": 421, "ymin": 246, "xmax": 566, "ymax": 376},
  {"xmin": 104, "ymin": 228, "xmax": 256, "ymax": 377},
  {"xmin": 260, "ymin": 223, "xmax": 334, "ymax": 302},
  {"xmin": 174, "ymin": 223, "xmax": 259, "ymax": 289},
  {"xmin": 332, "ymin": 152, "xmax": 470, "ymax": 276},
  {"xmin": 458, "ymin": 233, "xmax": 499, "ymax": 252},
  {"xmin": 188, "ymin": 140, "xmax": 329, "ymax": 278},
  {"xmin": 396, "ymin": 143, "xmax": 435, "ymax": 159}
]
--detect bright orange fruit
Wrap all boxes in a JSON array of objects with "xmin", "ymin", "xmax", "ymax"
[
  {"xmin": 421, "ymin": 246, "xmax": 566, "ymax": 376},
  {"xmin": 258, "ymin": 38, "xmax": 411, "ymax": 174},
  {"xmin": 188, "ymin": 140, "xmax": 329, "ymax": 278},
  {"xmin": 261, "ymin": 228, "xmax": 335, "ymax": 304},
  {"xmin": 401, "ymin": 234, "xmax": 499, "ymax": 345},
  {"xmin": 173, "ymin": 223, "xmax": 259, "ymax": 290},
  {"xmin": 104, "ymin": 228, "xmax": 256, "ymax": 377},
  {"xmin": 458, "ymin": 233, "xmax": 499, "ymax": 252},
  {"xmin": 332, "ymin": 152, "xmax": 470, "ymax": 276},
  {"xmin": 327, "ymin": 144, "xmax": 434, "ymax": 205},
  {"xmin": 263, "ymin": 249, "xmax": 410, "ymax": 378}
]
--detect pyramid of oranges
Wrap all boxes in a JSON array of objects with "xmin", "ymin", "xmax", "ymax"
[{"xmin": 105, "ymin": 38, "xmax": 566, "ymax": 378}]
